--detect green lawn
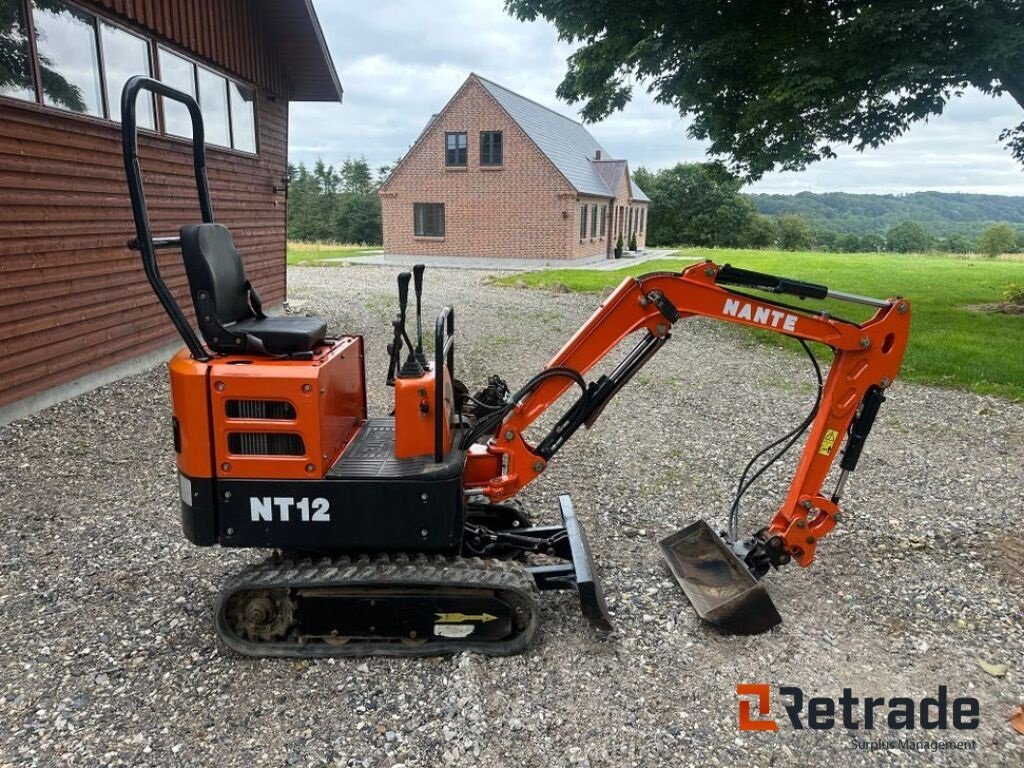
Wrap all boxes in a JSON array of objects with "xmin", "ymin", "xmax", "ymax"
[
  {"xmin": 498, "ymin": 248, "xmax": 1024, "ymax": 401},
  {"xmin": 287, "ymin": 242, "xmax": 380, "ymax": 266}
]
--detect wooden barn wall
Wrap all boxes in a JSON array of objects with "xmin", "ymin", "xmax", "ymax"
[{"xmin": 0, "ymin": 0, "xmax": 290, "ymax": 408}]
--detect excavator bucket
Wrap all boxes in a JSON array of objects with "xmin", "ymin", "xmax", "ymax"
[{"xmin": 659, "ymin": 520, "xmax": 782, "ymax": 635}]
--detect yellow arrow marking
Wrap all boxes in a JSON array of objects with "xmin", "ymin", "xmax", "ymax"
[{"xmin": 435, "ymin": 612, "xmax": 498, "ymax": 624}]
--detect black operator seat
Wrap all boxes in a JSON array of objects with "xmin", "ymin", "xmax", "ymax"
[{"xmin": 179, "ymin": 223, "xmax": 327, "ymax": 356}]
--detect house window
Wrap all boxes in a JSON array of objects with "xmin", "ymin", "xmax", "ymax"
[
  {"xmin": 31, "ymin": 0, "xmax": 104, "ymax": 116},
  {"xmin": 101, "ymin": 21, "xmax": 154, "ymax": 128},
  {"xmin": 480, "ymin": 131, "xmax": 502, "ymax": 165},
  {"xmin": 639, "ymin": 209, "xmax": 645, "ymax": 233},
  {"xmin": 445, "ymin": 132, "xmax": 467, "ymax": 166},
  {"xmin": 0, "ymin": 1, "xmax": 257, "ymax": 151},
  {"xmin": 600, "ymin": 206, "xmax": 606, "ymax": 237},
  {"xmin": 414, "ymin": 203, "xmax": 445, "ymax": 237},
  {"xmin": 579, "ymin": 205, "xmax": 587, "ymax": 239},
  {"xmin": 0, "ymin": 0, "xmax": 35, "ymax": 101},
  {"xmin": 590, "ymin": 204, "xmax": 597, "ymax": 237}
]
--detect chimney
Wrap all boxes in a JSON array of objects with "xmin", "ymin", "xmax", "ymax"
[{"xmin": 594, "ymin": 150, "xmax": 602, "ymax": 160}]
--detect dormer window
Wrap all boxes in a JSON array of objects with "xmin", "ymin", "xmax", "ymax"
[{"xmin": 445, "ymin": 132, "xmax": 467, "ymax": 166}]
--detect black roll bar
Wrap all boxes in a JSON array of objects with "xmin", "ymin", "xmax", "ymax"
[
  {"xmin": 434, "ymin": 307, "xmax": 455, "ymax": 463},
  {"xmin": 120, "ymin": 75, "xmax": 212, "ymax": 361}
]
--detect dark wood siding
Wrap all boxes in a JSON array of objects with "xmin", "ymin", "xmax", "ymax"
[{"xmin": 0, "ymin": 0, "xmax": 290, "ymax": 408}]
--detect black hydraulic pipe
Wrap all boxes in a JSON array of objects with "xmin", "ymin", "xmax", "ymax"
[{"xmin": 121, "ymin": 75, "xmax": 211, "ymax": 361}]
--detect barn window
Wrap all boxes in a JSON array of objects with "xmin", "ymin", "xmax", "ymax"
[
  {"xmin": 158, "ymin": 46, "xmax": 256, "ymax": 152},
  {"xmin": 414, "ymin": 203, "xmax": 445, "ymax": 237},
  {"xmin": 197, "ymin": 66, "xmax": 230, "ymax": 147},
  {"xmin": 31, "ymin": 0, "xmax": 103, "ymax": 117},
  {"xmin": 480, "ymin": 131, "xmax": 502, "ymax": 166},
  {"xmin": 100, "ymin": 22, "xmax": 154, "ymax": 128},
  {"xmin": 158, "ymin": 48, "xmax": 196, "ymax": 138},
  {"xmin": 0, "ymin": 0, "xmax": 35, "ymax": 102},
  {"xmin": 445, "ymin": 132, "xmax": 467, "ymax": 166},
  {"xmin": 229, "ymin": 82, "xmax": 256, "ymax": 153},
  {"xmin": 0, "ymin": 1, "xmax": 257, "ymax": 152}
]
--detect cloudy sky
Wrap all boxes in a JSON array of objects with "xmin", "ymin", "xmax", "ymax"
[{"xmin": 290, "ymin": 0, "xmax": 1024, "ymax": 196}]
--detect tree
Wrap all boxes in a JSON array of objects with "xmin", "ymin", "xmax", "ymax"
[
  {"xmin": 777, "ymin": 214, "xmax": 813, "ymax": 251},
  {"xmin": 745, "ymin": 215, "xmax": 777, "ymax": 249},
  {"xmin": 815, "ymin": 228, "xmax": 839, "ymax": 252},
  {"xmin": 860, "ymin": 233, "xmax": 886, "ymax": 253},
  {"xmin": 286, "ymin": 157, "xmax": 383, "ymax": 244},
  {"xmin": 340, "ymin": 157, "xmax": 374, "ymax": 195},
  {"xmin": 835, "ymin": 233, "xmax": 863, "ymax": 253},
  {"xmin": 979, "ymin": 222, "xmax": 1017, "ymax": 257},
  {"xmin": 335, "ymin": 194, "xmax": 382, "ymax": 245},
  {"xmin": 940, "ymin": 232, "xmax": 977, "ymax": 254},
  {"xmin": 505, "ymin": 0, "xmax": 1024, "ymax": 178},
  {"xmin": 886, "ymin": 221, "xmax": 932, "ymax": 253},
  {"xmin": 286, "ymin": 163, "xmax": 322, "ymax": 241},
  {"xmin": 633, "ymin": 163, "xmax": 757, "ymax": 247}
]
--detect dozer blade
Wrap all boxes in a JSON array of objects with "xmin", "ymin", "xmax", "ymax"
[{"xmin": 659, "ymin": 519, "xmax": 781, "ymax": 635}]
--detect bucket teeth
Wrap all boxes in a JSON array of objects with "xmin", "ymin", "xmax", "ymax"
[{"xmin": 659, "ymin": 519, "xmax": 782, "ymax": 635}]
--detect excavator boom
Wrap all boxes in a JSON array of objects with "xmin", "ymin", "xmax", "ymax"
[{"xmin": 464, "ymin": 260, "xmax": 911, "ymax": 633}]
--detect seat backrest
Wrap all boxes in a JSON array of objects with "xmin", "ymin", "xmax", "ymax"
[{"xmin": 180, "ymin": 223, "xmax": 253, "ymax": 326}]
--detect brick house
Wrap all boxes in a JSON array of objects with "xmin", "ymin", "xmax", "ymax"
[{"xmin": 379, "ymin": 74, "xmax": 650, "ymax": 260}]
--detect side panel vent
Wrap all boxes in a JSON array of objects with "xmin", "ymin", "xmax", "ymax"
[
  {"xmin": 226, "ymin": 400, "xmax": 297, "ymax": 420},
  {"xmin": 228, "ymin": 432, "xmax": 305, "ymax": 456}
]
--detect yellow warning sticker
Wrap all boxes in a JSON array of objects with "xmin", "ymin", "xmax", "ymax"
[
  {"xmin": 435, "ymin": 612, "xmax": 497, "ymax": 624},
  {"xmin": 818, "ymin": 428, "xmax": 840, "ymax": 456}
]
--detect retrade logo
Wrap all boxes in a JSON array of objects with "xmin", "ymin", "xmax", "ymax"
[
  {"xmin": 737, "ymin": 684, "xmax": 778, "ymax": 731},
  {"xmin": 736, "ymin": 684, "xmax": 980, "ymax": 732}
]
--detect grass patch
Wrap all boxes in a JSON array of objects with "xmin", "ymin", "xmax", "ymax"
[
  {"xmin": 287, "ymin": 241, "xmax": 381, "ymax": 266},
  {"xmin": 497, "ymin": 248, "xmax": 1024, "ymax": 401}
]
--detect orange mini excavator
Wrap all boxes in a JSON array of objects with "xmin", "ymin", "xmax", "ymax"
[{"xmin": 122, "ymin": 77, "xmax": 911, "ymax": 657}]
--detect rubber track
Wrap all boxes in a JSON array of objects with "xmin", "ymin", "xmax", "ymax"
[{"xmin": 214, "ymin": 553, "xmax": 539, "ymax": 658}]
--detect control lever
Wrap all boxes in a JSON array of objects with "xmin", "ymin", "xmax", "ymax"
[
  {"xmin": 387, "ymin": 272, "xmax": 418, "ymax": 385},
  {"xmin": 396, "ymin": 271, "xmax": 424, "ymax": 378},
  {"xmin": 412, "ymin": 263, "xmax": 428, "ymax": 366}
]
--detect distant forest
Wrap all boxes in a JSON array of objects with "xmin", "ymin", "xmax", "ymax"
[
  {"xmin": 747, "ymin": 191, "xmax": 1024, "ymax": 238},
  {"xmin": 286, "ymin": 156, "xmax": 1024, "ymax": 255}
]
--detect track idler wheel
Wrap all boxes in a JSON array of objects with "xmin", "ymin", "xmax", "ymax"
[{"xmin": 225, "ymin": 588, "xmax": 295, "ymax": 641}]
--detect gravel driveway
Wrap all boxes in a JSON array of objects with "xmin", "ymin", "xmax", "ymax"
[{"xmin": 1, "ymin": 265, "xmax": 1022, "ymax": 767}]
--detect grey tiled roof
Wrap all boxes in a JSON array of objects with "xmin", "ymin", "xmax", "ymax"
[
  {"xmin": 630, "ymin": 179, "xmax": 651, "ymax": 202},
  {"xmin": 475, "ymin": 75, "xmax": 648, "ymax": 202},
  {"xmin": 592, "ymin": 159, "xmax": 627, "ymax": 193}
]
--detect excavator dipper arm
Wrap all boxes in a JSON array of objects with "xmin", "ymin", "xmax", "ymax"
[{"xmin": 464, "ymin": 260, "xmax": 910, "ymax": 568}]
